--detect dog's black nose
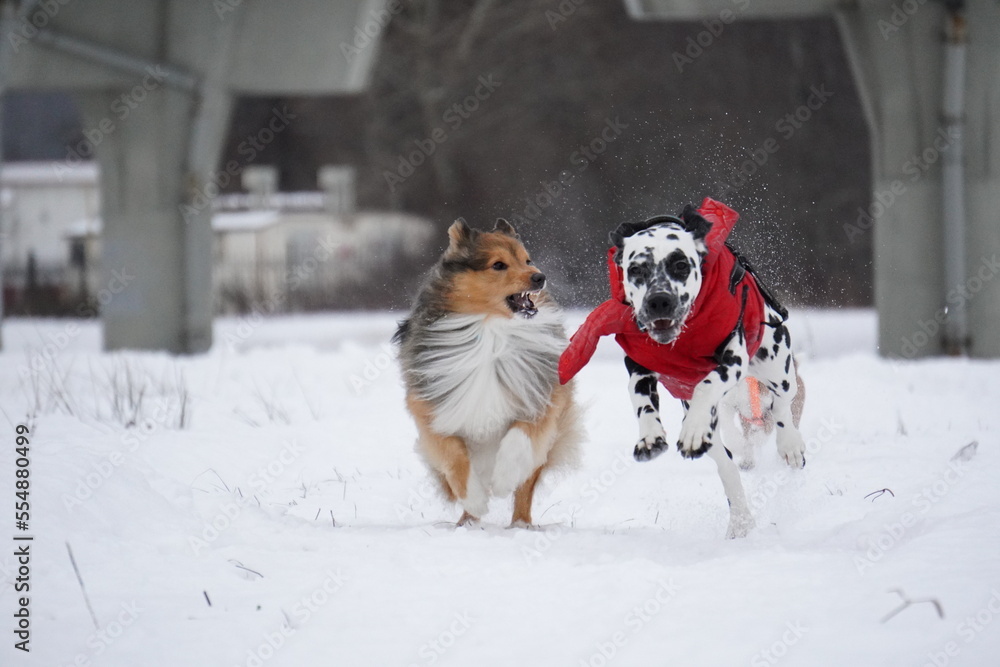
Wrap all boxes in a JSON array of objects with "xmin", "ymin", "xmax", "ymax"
[
  {"xmin": 646, "ymin": 292, "xmax": 677, "ymax": 318},
  {"xmin": 531, "ymin": 272, "xmax": 546, "ymax": 288}
]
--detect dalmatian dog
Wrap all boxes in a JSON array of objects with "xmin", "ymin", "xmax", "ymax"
[
  {"xmin": 559, "ymin": 199, "xmax": 806, "ymax": 538},
  {"xmin": 618, "ymin": 231, "xmax": 807, "ymax": 463}
]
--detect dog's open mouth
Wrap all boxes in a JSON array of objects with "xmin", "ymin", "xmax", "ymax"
[
  {"xmin": 650, "ymin": 318, "xmax": 675, "ymax": 333},
  {"xmin": 506, "ymin": 291, "xmax": 539, "ymax": 317},
  {"xmin": 645, "ymin": 317, "xmax": 681, "ymax": 343}
]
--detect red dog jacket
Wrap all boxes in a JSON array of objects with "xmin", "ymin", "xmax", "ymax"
[{"xmin": 558, "ymin": 198, "xmax": 767, "ymax": 400}]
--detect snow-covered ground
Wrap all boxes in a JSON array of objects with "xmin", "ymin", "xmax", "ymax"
[{"xmin": 1, "ymin": 309, "xmax": 998, "ymax": 667}]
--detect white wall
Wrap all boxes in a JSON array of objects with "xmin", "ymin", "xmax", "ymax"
[{"xmin": 0, "ymin": 162, "xmax": 100, "ymax": 269}]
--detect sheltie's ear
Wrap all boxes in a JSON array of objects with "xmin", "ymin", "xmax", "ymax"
[
  {"xmin": 446, "ymin": 218, "xmax": 473, "ymax": 257},
  {"xmin": 493, "ymin": 218, "xmax": 518, "ymax": 238}
]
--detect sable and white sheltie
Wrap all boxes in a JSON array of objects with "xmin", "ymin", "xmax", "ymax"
[{"xmin": 394, "ymin": 218, "xmax": 581, "ymax": 526}]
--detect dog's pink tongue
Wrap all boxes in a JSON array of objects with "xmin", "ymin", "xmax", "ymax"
[{"xmin": 652, "ymin": 319, "xmax": 674, "ymax": 331}]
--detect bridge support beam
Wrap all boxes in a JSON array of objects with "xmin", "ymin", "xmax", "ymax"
[{"xmin": 835, "ymin": 0, "xmax": 1000, "ymax": 358}]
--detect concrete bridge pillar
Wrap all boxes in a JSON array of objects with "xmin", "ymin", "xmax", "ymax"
[{"xmin": 835, "ymin": 0, "xmax": 1000, "ymax": 358}]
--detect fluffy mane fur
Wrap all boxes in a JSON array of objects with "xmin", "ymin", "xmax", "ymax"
[{"xmin": 399, "ymin": 304, "xmax": 565, "ymax": 442}]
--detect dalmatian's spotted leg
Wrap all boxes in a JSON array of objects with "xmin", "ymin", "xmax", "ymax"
[
  {"xmin": 749, "ymin": 306, "xmax": 807, "ymax": 468},
  {"xmin": 679, "ymin": 385, "xmax": 754, "ymax": 537},
  {"xmin": 705, "ymin": 432, "xmax": 755, "ymax": 538},
  {"xmin": 676, "ymin": 326, "xmax": 748, "ymax": 459},
  {"xmin": 625, "ymin": 356, "xmax": 668, "ymax": 461}
]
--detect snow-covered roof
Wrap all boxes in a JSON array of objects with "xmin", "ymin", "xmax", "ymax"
[
  {"xmin": 214, "ymin": 192, "xmax": 327, "ymax": 212},
  {"xmin": 63, "ymin": 210, "xmax": 287, "ymax": 237},
  {"xmin": 212, "ymin": 210, "xmax": 283, "ymax": 232},
  {"xmin": 0, "ymin": 161, "xmax": 99, "ymax": 186}
]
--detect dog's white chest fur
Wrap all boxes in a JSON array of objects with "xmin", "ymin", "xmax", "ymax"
[{"xmin": 411, "ymin": 309, "xmax": 564, "ymax": 443}]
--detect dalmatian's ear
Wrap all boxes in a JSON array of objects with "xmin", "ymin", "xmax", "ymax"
[
  {"xmin": 609, "ymin": 221, "xmax": 654, "ymax": 264},
  {"xmin": 680, "ymin": 204, "xmax": 713, "ymax": 241},
  {"xmin": 680, "ymin": 205, "xmax": 712, "ymax": 239}
]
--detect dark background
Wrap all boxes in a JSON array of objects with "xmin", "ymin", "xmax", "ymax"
[{"xmin": 3, "ymin": 0, "xmax": 871, "ymax": 310}]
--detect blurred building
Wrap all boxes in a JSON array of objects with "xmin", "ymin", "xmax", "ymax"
[
  {"xmin": 0, "ymin": 163, "xmax": 433, "ymax": 315},
  {"xmin": 0, "ymin": 162, "xmax": 100, "ymax": 314}
]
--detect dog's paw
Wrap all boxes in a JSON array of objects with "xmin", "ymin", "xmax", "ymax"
[
  {"xmin": 776, "ymin": 430, "xmax": 807, "ymax": 469},
  {"xmin": 633, "ymin": 436, "xmax": 668, "ymax": 462},
  {"xmin": 725, "ymin": 512, "xmax": 755, "ymax": 539},
  {"xmin": 460, "ymin": 471, "xmax": 490, "ymax": 518},
  {"xmin": 492, "ymin": 428, "xmax": 535, "ymax": 497},
  {"xmin": 677, "ymin": 414, "xmax": 715, "ymax": 459},
  {"xmin": 678, "ymin": 441, "xmax": 712, "ymax": 459},
  {"xmin": 457, "ymin": 511, "xmax": 481, "ymax": 527}
]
